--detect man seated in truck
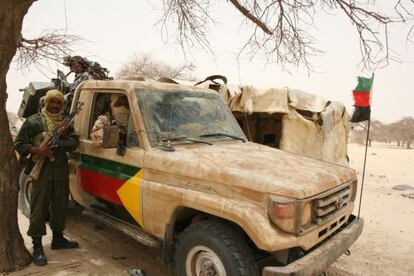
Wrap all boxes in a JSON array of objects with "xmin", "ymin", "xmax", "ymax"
[{"xmin": 91, "ymin": 94, "xmax": 131, "ymax": 155}]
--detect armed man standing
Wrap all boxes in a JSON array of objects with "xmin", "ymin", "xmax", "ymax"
[{"xmin": 14, "ymin": 89, "xmax": 80, "ymax": 266}]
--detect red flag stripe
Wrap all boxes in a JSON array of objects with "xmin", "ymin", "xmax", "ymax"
[{"xmin": 353, "ymin": 91, "xmax": 371, "ymax": 107}]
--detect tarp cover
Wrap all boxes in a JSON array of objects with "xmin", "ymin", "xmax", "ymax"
[
  {"xmin": 218, "ymin": 85, "xmax": 290, "ymax": 114},
  {"xmin": 218, "ymin": 84, "xmax": 351, "ymax": 166}
]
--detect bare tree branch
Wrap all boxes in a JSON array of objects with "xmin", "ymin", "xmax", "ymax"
[
  {"xmin": 117, "ymin": 53, "xmax": 195, "ymax": 80},
  {"xmin": 158, "ymin": 0, "xmax": 214, "ymax": 53},
  {"xmin": 16, "ymin": 29, "xmax": 82, "ymax": 70},
  {"xmin": 228, "ymin": 0, "xmax": 273, "ymax": 35},
  {"xmin": 159, "ymin": 0, "xmax": 414, "ymax": 71}
]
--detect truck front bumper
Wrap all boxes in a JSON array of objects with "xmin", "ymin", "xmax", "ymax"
[{"xmin": 263, "ymin": 215, "xmax": 363, "ymax": 276}]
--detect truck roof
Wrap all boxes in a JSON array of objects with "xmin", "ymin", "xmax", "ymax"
[{"xmin": 80, "ymin": 79, "xmax": 217, "ymax": 94}]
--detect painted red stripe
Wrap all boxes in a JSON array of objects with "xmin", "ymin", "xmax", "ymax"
[
  {"xmin": 353, "ymin": 91, "xmax": 371, "ymax": 107},
  {"xmin": 79, "ymin": 167, "xmax": 124, "ymax": 205}
]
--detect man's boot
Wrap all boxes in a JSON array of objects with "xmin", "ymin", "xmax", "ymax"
[
  {"xmin": 32, "ymin": 237, "xmax": 47, "ymax": 266},
  {"xmin": 51, "ymin": 231, "xmax": 79, "ymax": 250}
]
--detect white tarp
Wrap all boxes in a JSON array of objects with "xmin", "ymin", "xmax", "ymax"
[{"xmin": 218, "ymin": 84, "xmax": 351, "ymax": 166}]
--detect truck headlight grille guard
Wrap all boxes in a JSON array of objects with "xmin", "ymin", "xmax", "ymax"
[
  {"xmin": 268, "ymin": 180, "xmax": 356, "ymax": 235},
  {"xmin": 311, "ymin": 180, "xmax": 355, "ymax": 226}
]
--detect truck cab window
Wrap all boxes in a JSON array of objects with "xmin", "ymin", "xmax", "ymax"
[
  {"xmin": 89, "ymin": 92, "xmax": 140, "ymax": 150},
  {"xmin": 89, "ymin": 93, "xmax": 111, "ymax": 138},
  {"xmin": 127, "ymin": 115, "xmax": 139, "ymax": 148}
]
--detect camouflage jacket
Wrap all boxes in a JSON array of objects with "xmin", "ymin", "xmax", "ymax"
[
  {"xmin": 63, "ymin": 71, "xmax": 93, "ymax": 115},
  {"xmin": 91, "ymin": 113, "xmax": 113, "ymax": 147},
  {"xmin": 14, "ymin": 113, "xmax": 79, "ymax": 181},
  {"xmin": 71, "ymin": 71, "xmax": 93, "ymax": 92}
]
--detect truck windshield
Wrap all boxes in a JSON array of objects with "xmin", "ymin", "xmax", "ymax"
[{"xmin": 136, "ymin": 90, "xmax": 246, "ymax": 144}]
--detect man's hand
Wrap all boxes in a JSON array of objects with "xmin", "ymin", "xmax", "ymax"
[
  {"xmin": 57, "ymin": 125, "xmax": 70, "ymax": 138},
  {"xmin": 30, "ymin": 144, "xmax": 55, "ymax": 159}
]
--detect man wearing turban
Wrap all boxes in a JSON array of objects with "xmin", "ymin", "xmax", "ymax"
[
  {"xmin": 14, "ymin": 89, "xmax": 80, "ymax": 266},
  {"xmin": 91, "ymin": 94, "xmax": 131, "ymax": 155}
]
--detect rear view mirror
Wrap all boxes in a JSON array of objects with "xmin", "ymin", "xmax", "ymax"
[{"xmin": 102, "ymin": 125, "xmax": 119, "ymax": 148}]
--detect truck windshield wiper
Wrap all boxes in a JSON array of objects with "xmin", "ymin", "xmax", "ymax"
[
  {"xmin": 199, "ymin": 133, "xmax": 246, "ymax": 142},
  {"xmin": 177, "ymin": 137, "xmax": 213, "ymax": 145},
  {"xmin": 158, "ymin": 135, "xmax": 212, "ymax": 146}
]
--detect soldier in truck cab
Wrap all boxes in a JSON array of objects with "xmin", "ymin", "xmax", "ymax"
[{"xmin": 91, "ymin": 94, "xmax": 131, "ymax": 155}]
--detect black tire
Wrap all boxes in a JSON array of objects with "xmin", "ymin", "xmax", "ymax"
[
  {"xmin": 18, "ymin": 170, "xmax": 32, "ymax": 218},
  {"xmin": 174, "ymin": 219, "xmax": 259, "ymax": 276}
]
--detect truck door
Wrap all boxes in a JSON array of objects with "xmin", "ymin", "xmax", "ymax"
[{"xmin": 77, "ymin": 91, "xmax": 145, "ymax": 228}]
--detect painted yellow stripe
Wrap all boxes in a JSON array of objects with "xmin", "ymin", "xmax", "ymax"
[{"xmin": 116, "ymin": 169, "xmax": 144, "ymax": 228}]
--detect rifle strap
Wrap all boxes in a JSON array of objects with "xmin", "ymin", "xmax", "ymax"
[{"xmin": 32, "ymin": 116, "xmax": 48, "ymax": 148}]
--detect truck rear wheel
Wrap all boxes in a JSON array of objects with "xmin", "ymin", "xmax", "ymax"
[
  {"xmin": 18, "ymin": 171, "xmax": 32, "ymax": 218},
  {"xmin": 174, "ymin": 219, "xmax": 259, "ymax": 276}
]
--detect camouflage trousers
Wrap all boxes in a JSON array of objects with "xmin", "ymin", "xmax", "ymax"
[{"xmin": 27, "ymin": 177, "xmax": 69, "ymax": 237}]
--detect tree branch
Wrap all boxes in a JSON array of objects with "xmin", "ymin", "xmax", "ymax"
[
  {"xmin": 16, "ymin": 29, "xmax": 82, "ymax": 70},
  {"xmin": 117, "ymin": 53, "xmax": 195, "ymax": 80},
  {"xmin": 158, "ymin": 0, "xmax": 414, "ymax": 71},
  {"xmin": 228, "ymin": 0, "xmax": 273, "ymax": 35}
]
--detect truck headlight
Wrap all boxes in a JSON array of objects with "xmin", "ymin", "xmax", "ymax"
[{"xmin": 268, "ymin": 195, "xmax": 311, "ymax": 235}]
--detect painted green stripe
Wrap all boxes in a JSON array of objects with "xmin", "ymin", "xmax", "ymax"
[{"xmin": 79, "ymin": 154, "xmax": 140, "ymax": 181}]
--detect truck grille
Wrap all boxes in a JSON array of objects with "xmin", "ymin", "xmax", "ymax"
[{"xmin": 312, "ymin": 183, "xmax": 351, "ymax": 225}]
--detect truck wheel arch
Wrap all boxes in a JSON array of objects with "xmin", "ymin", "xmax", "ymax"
[{"xmin": 161, "ymin": 207, "xmax": 257, "ymax": 265}]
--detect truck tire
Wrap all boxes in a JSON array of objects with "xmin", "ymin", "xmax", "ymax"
[
  {"xmin": 18, "ymin": 171, "xmax": 75, "ymax": 218},
  {"xmin": 18, "ymin": 170, "xmax": 32, "ymax": 218},
  {"xmin": 174, "ymin": 219, "xmax": 259, "ymax": 276}
]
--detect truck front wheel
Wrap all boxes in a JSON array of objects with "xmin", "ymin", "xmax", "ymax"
[
  {"xmin": 18, "ymin": 171, "xmax": 32, "ymax": 218},
  {"xmin": 174, "ymin": 220, "xmax": 259, "ymax": 276}
]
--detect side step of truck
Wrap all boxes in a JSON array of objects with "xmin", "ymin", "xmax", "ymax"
[{"xmin": 82, "ymin": 208, "xmax": 162, "ymax": 248}]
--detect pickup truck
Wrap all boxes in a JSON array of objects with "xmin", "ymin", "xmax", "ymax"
[{"xmin": 18, "ymin": 79, "xmax": 363, "ymax": 275}]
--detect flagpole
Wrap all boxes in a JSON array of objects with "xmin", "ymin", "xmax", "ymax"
[
  {"xmin": 357, "ymin": 73, "xmax": 374, "ymax": 220},
  {"xmin": 357, "ymin": 118, "xmax": 370, "ymax": 219}
]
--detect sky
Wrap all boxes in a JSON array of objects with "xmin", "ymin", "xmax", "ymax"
[{"xmin": 6, "ymin": 0, "xmax": 414, "ymax": 123}]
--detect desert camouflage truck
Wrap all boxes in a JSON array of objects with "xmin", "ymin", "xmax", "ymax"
[{"xmin": 18, "ymin": 79, "xmax": 363, "ymax": 275}]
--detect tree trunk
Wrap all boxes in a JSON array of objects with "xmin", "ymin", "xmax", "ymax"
[
  {"xmin": 407, "ymin": 140, "xmax": 411, "ymax": 149},
  {"xmin": 0, "ymin": 0, "xmax": 34, "ymax": 272}
]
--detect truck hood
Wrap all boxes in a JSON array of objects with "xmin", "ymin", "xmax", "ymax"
[{"xmin": 145, "ymin": 141, "xmax": 356, "ymax": 199}]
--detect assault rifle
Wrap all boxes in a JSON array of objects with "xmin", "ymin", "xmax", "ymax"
[{"xmin": 29, "ymin": 102, "xmax": 84, "ymax": 180}]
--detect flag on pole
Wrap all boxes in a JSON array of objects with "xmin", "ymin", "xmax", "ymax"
[{"xmin": 350, "ymin": 75, "xmax": 374, "ymax": 122}]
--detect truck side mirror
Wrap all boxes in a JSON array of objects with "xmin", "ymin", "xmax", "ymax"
[{"xmin": 102, "ymin": 125, "xmax": 120, "ymax": 148}]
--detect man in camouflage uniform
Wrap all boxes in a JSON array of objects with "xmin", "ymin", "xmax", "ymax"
[
  {"xmin": 14, "ymin": 90, "xmax": 80, "ymax": 266},
  {"xmin": 63, "ymin": 56, "xmax": 93, "ymax": 114},
  {"xmin": 70, "ymin": 56, "xmax": 93, "ymax": 91}
]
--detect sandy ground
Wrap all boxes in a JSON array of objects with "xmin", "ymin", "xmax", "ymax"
[
  {"xmin": 326, "ymin": 143, "xmax": 414, "ymax": 276},
  {"xmin": 9, "ymin": 143, "xmax": 414, "ymax": 276}
]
